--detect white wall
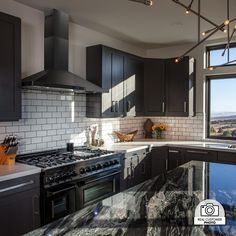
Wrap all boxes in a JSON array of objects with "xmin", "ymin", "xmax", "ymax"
[
  {"xmin": 69, "ymin": 23, "xmax": 146, "ymax": 79},
  {"xmin": 146, "ymin": 38, "xmax": 236, "ymax": 114}
]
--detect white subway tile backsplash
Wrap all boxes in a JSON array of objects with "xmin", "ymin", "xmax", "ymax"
[{"xmin": 0, "ymin": 90, "xmax": 204, "ymax": 154}]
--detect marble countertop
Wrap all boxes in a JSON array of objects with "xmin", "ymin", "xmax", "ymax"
[
  {"xmin": 26, "ymin": 160, "xmax": 236, "ymax": 236},
  {"xmin": 105, "ymin": 139, "xmax": 236, "ymax": 153},
  {"xmin": 0, "ymin": 163, "xmax": 41, "ymax": 182}
]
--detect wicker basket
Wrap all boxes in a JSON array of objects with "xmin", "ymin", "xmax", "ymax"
[{"xmin": 113, "ymin": 130, "xmax": 138, "ymax": 142}]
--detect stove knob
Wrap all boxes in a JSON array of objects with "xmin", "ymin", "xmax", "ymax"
[
  {"xmin": 114, "ymin": 160, "xmax": 119, "ymax": 165},
  {"xmin": 96, "ymin": 164, "xmax": 102, "ymax": 170},
  {"xmin": 109, "ymin": 161, "xmax": 115, "ymax": 166},
  {"xmin": 80, "ymin": 168, "xmax": 85, "ymax": 174},
  {"xmin": 91, "ymin": 165, "xmax": 96, "ymax": 171},
  {"xmin": 103, "ymin": 162, "xmax": 109, "ymax": 168},
  {"xmin": 85, "ymin": 167, "xmax": 91, "ymax": 172}
]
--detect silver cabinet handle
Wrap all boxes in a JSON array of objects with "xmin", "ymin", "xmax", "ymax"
[
  {"xmin": 165, "ymin": 159, "xmax": 168, "ymax": 170},
  {"xmin": 111, "ymin": 101, "xmax": 116, "ymax": 112},
  {"xmin": 0, "ymin": 180, "xmax": 35, "ymax": 193},
  {"xmin": 169, "ymin": 150, "xmax": 180, "ymax": 153},
  {"xmin": 116, "ymin": 101, "xmax": 119, "ymax": 112},
  {"xmin": 184, "ymin": 101, "xmax": 187, "ymax": 113},
  {"xmin": 187, "ymin": 150, "xmax": 209, "ymax": 155},
  {"xmin": 162, "ymin": 102, "xmax": 165, "ymax": 113},
  {"xmin": 127, "ymin": 100, "xmax": 131, "ymax": 112}
]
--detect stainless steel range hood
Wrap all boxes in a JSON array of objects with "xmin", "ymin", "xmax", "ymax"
[{"xmin": 22, "ymin": 9, "xmax": 106, "ymax": 93}]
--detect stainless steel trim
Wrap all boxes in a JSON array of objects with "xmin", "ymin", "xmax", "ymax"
[
  {"xmin": 187, "ymin": 150, "xmax": 209, "ymax": 155},
  {"xmin": 85, "ymin": 171, "xmax": 121, "ymax": 184},
  {"xmin": 168, "ymin": 150, "xmax": 180, "ymax": 153},
  {"xmin": 49, "ymin": 186, "xmax": 76, "ymax": 196},
  {"xmin": 184, "ymin": 101, "xmax": 187, "ymax": 112},
  {"xmin": 0, "ymin": 180, "xmax": 34, "ymax": 193},
  {"xmin": 162, "ymin": 102, "xmax": 165, "ymax": 113}
]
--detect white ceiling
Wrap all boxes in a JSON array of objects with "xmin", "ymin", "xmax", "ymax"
[{"xmin": 15, "ymin": 0, "xmax": 236, "ymax": 49}]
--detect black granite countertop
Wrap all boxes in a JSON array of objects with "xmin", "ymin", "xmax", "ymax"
[{"xmin": 26, "ymin": 161, "xmax": 236, "ymax": 236}]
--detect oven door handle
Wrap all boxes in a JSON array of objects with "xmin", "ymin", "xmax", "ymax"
[
  {"xmin": 83, "ymin": 171, "xmax": 121, "ymax": 185},
  {"xmin": 48, "ymin": 186, "xmax": 76, "ymax": 196}
]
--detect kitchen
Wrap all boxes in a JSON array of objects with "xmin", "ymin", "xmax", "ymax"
[{"xmin": 1, "ymin": 0, "xmax": 236, "ymax": 235}]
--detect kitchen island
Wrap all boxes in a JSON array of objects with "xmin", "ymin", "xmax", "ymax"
[{"xmin": 26, "ymin": 160, "xmax": 236, "ymax": 236}]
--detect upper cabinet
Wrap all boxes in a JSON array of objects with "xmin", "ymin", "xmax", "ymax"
[
  {"xmin": 144, "ymin": 59, "xmax": 165, "ymax": 116},
  {"xmin": 0, "ymin": 12, "xmax": 21, "ymax": 121},
  {"xmin": 86, "ymin": 45, "xmax": 144, "ymax": 118},
  {"xmin": 144, "ymin": 56, "xmax": 195, "ymax": 117},
  {"xmin": 165, "ymin": 57, "xmax": 195, "ymax": 117},
  {"xmin": 86, "ymin": 45, "xmax": 195, "ymax": 118}
]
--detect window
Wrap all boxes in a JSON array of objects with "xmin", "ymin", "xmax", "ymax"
[
  {"xmin": 208, "ymin": 75, "xmax": 236, "ymax": 139},
  {"xmin": 206, "ymin": 43, "xmax": 236, "ymax": 67}
]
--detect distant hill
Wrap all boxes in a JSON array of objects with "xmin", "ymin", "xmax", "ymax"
[{"xmin": 211, "ymin": 114, "xmax": 236, "ymax": 121}]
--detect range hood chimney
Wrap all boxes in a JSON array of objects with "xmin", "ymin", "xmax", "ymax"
[{"xmin": 22, "ymin": 9, "xmax": 106, "ymax": 93}]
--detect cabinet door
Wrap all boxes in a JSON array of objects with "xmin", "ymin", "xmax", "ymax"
[
  {"xmin": 151, "ymin": 146, "xmax": 168, "ymax": 178},
  {"xmin": 0, "ymin": 12, "xmax": 21, "ymax": 121},
  {"xmin": 165, "ymin": 57, "xmax": 189, "ymax": 117},
  {"xmin": 185, "ymin": 149, "xmax": 217, "ymax": 162},
  {"xmin": 124, "ymin": 56, "xmax": 144, "ymax": 116},
  {"xmin": 111, "ymin": 52, "xmax": 124, "ymax": 117},
  {"xmin": 217, "ymin": 152, "xmax": 236, "ymax": 164},
  {"xmin": 168, "ymin": 148, "xmax": 185, "ymax": 171},
  {"xmin": 144, "ymin": 59, "xmax": 165, "ymax": 116},
  {"xmin": 101, "ymin": 47, "xmax": 114, "ymax": 117}
]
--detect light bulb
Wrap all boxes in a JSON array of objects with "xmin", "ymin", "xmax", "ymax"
[
  {"xmin": 224, "ymin": 29, "xmax": 228, "ymax": 33},
  {"xmin": 145, "ymin": 0, "xmax": 153, "ymax": 6},
  {"xmin": 224, "ymin": 20, "xmax": 230, "ymax": 26},
  {"xmin": 202, "ymin": 32, "xmax": 206, "ymax": 36},
  {"xmin": 175, "ymin": 58, "xmax": 179, "ymax": 63},
  {"xmin": 209, "ymin": 67, "xmax": 214, "ymax": 71},
  {"xmin": 234, "ymin": 25, "xmax": 236, "ymax": 30},
  {"xmin": 185, "ymin": 9, "xmax": 190, "ymax": 14}
]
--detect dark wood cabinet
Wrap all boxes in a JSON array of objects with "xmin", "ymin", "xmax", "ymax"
[
  {"xmin": 0, "ymin": 12, "xmax": 21, "ymax": 121},
  {"xmin": 185, "ymin": 149, "xmax": 217, "ymax": 162},
  {"xmin": 144, "ymin": 59, "xmax": 165, "ymax": 116},
  {"xmin": 143, "ymin": 57, "xmax": 195, "ymax": 117},
  {"xmin": 121, "ymin": 149, "xmax": 151, "ymax": 191},
  {"xmin": 151, "ymin": 146, "xmax": 168, "ymax": 178},
  {"xmin": 168, "ymin": 147, "xmax": 186, "ymax": 170},
  {"xmin": 0, "ymin": 174, "xmax": 40, "ymax": 236},
  {"xmin": 86, "ymin": 45, "xmax": 144, "ymax": 118},
  {"xmin": 124, "ymin": 56, "xmax": 144, "ymax": 116},
  {"xmin": 165, "ymin": 57, "xmax": 190, "ymax": 117},
  {"xmin": 217, "ymin": 152, "xmax": 236, "ymax": 164}
]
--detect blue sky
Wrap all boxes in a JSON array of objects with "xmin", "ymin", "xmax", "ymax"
[
  {"xmin": 211, "ymin": 78, "xmax": 236, "ymax": 114},
  {"xmin": 210, "ymin": 48, "xmax": 236, "ymax": 115}
]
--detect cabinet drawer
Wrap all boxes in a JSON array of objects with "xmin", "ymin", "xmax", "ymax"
[
  {"xmin": 185, "ymin": 149, "xmax": 217, "ymax": 162},
  {"xmin": 0, "ymin": 174, "xmax": 40, "ymax": 198},
  {"xmin": 218, "ymin": 152, "xmax": 236, "ymax": 164}
]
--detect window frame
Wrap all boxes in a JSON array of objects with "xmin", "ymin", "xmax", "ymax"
[
  {"xmin": 207, "ymin": 74, "xmax": 236, "ymax": 140},
  {"xmin": 206, "ymin": 43, "xmax": 236, "ymax": 68}
]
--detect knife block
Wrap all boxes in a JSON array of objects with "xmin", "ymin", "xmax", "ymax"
[{"xmin": 0, "ymin": 144, "xmax": 17, "ymax": 165}]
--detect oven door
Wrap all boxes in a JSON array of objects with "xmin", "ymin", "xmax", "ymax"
[
  {"xmin": 43, "ymin": 184, "xmax": 76, "ymax": 224},
  {"xmin": 77, "ymin": 171, "xmax": 120, "ymax": 209}
]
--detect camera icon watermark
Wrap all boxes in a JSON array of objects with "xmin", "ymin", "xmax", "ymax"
[{"xmin": 194, "ymin": 199, "xmax": 225, "ymax": 225}]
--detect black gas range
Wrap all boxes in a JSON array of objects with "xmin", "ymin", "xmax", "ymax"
[{"xmin": 17, "ymin": 147, "xmax": 122, "ymax": 225}]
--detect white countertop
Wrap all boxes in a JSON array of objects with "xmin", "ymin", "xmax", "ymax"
[
  {"xmin": 0, "ymin": 163, "xmax": 41, "ymax": 182},
  {"xmin": 104, "ymin": 139, "xmax": 236, "ymax": 153}
]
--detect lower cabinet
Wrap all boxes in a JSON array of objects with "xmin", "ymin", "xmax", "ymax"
[
  {"xmin": 185, "ymin": 149, "xmax": 217, "ymax": 162},
  {"xmin": 121, "ymin": 149, "xmax": 151, "ymax": 191},
  {"xmin": 151, "ymin": 146, "xmax": 168, "ymax": 178},
  {"xmin": 218, "ymin": 152, "xmax": 236, "ymax": 164},
  {"xmin": 168, "ymin": 147, "xmax": 186, "ymax": 171},
  {"xmin": 0, "ymin": 174, "xmax": 40, "ymax": 236}
]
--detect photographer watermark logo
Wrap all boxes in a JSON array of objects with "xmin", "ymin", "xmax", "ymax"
[{"xmin": 194, "ymin": 199, "xmax": 225, "ymax": 225}]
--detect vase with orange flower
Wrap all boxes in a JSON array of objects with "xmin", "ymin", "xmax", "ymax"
[{"xmin": 152, "ymin": 123, "xmax": 166, "ymax": 139}]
